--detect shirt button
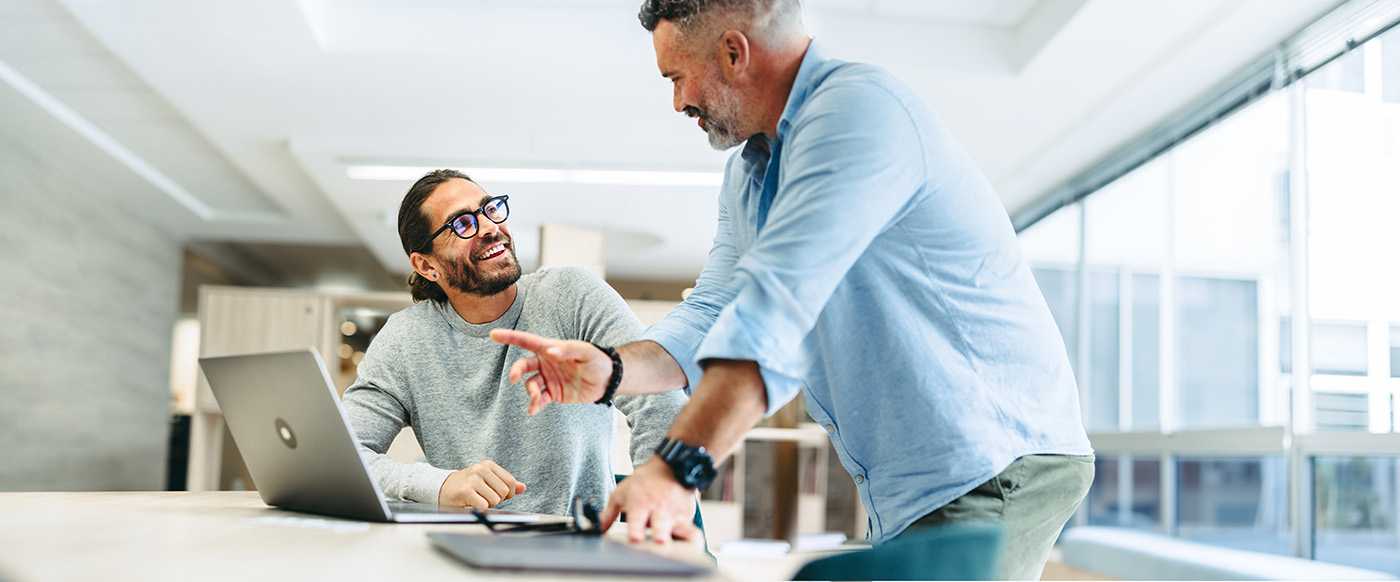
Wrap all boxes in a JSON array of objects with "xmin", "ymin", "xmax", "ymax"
[
  {"xmin": 822, "ymin": 423, "xmax": 835, "ymax": 433},
  {"xmin": 854, "ymin": 474, "xmax": 865, "ymax": 485}
]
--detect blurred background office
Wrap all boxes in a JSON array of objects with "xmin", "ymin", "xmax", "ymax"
[{"xmin": 3, "ymin": 0, "xmax": 1399, "ymax": 579}]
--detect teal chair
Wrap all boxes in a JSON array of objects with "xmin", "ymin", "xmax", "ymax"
[{"xmin": 794, "ymin": 523, "xmax": 1003, "ymax": 581}]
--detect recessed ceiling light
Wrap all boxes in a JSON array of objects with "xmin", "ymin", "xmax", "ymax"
[{"xmin": 346, "ymin": 165, "xmax": 722, "ymax": 187}]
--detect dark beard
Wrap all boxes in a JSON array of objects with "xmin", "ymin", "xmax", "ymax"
[{"xmin": 443, "ymin": 243, "xmax": 521, "ymax": 297}]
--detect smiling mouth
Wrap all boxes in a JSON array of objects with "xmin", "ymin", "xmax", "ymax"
[{"xmin": 475, "ymin": 241, "xmax": 510, "ymax": 261}]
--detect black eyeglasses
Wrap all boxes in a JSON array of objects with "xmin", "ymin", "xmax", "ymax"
[
  {"xmin": 473, "ymin": 496, "xmax": 603, "ymax": 536},
  {"xmin": 418, "ymin": 195, "xmax": 510, "ymax": 252}
]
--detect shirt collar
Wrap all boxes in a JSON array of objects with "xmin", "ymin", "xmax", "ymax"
[
  {"xmin": 432, "ymin": 283, "xmax": 526, "ymax": 338},
  {"xmin": 776, "ymin": 39, "xmax": 826, "ymax": 140},
  {"xmin": 739, "ymin": 39, "xmax": 826, "ymax": 167}
]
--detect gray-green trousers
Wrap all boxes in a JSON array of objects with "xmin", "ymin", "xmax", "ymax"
[{"xmin": 903, "ymin": 454, "xmax": 1094, "ymax": 580}]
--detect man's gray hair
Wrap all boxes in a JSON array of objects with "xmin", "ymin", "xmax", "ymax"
[{"xmin": 637, "ymin": 0, "xmax": 802, "ymax": 40}]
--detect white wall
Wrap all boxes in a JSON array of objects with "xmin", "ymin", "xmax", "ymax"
[{"xmin": 0, "ymin": 83, "xmax": 181, "ymax": 490}]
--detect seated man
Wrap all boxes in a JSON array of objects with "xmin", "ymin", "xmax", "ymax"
[{"xmin": 343, "ymin": 169, "xmax": 686, "ymax": 515}]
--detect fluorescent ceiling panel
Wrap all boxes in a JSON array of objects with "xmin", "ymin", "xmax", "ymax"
[{"xmin": 346, "ymin": 165, "xmax": 723, "ymax": 187}]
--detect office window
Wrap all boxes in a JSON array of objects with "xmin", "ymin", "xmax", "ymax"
[
  {"xmin": 1314, "ymin": 456, "xmax": 1400, "ymax": 576},
  {"xmin": 1176, "ymin": 457, "xmax": 1290, "ymax": 556},
  {"xmin": 1311, "ymin": 48, "xmax": 1366, "ymax": 93},
  {"xmin": 1313, "ymin": 322, "xmax": 1369, "ymax": 376},
  {"xmin": 1020, "ymin": 204, "xmax": 1082, "ymax": 380},
  {"xmin": 1130, "ymin": 457, "xmax": 1163, "ymax": 529},
  {"xmin": 1305, "ymin": 31, "xmax": 1400, "ymax": 394},
  {"xmin": 1085, "ymin": 160, "xmax": 1169, "ymax": 431},
  {"xmin": 1032, "ymin": 267, "xmax": 1078, "ymax": 376},
  {"xmin": 1384, "ymin": 33, "xmax": 1400, "ymax": 103},
  {"xmin": 1280, "ymin": 317, "xmax": 1293, "ymax": 374},
  {"xmin": 1171, "ymin": 90, "xmax": 1286, "ymax": 430},
  {"xmin": 1390, "ymin": 326, "xmax": 1400, "ymax": 378},
  {"xmin": 1176, "ymin": 277, "xmax": 1260, "ymax": 428},
  {"xmin": 1132, "ymin": 274, "xmax": 1161, "ymax": 430},
  {"xmin": 1084, "ymin": 456, "xmax": 1162, "ymax": 531},
  {"xmin": 1087, "ymin": 271, "xmax": 1119, "ymax": 431},
  {"xmin": 1313, "ymin": 391, "xmax": 1371, "ymax": 432},
  {"xmin": 1085, "ymin": 456, "xmax": 1120, "ymax": 527}
]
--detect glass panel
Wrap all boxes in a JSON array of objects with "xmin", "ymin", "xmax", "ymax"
[
  {"xmin": 1176, "ymin": 276, "xmax": 1260, "ymax": 428},
  {"xmin": 1082, "ymin": 455, "xmax": 1161, "ymax": 531},
  {"xmin": 1130, "ymin": 457, "xmax": 1162, "ymax": 529},
  {"xmin": 1313, "ymin": 322, "xmax": 1369, "ymax": 376},
  {"xmin": 1033, "ymin": 267, "xmax": 1077, "ymax": 379},
  {"xmin": 1133, "ymin": 274, "xmax": 1161, "ymax": 430},
  {"xmin": 1084, "ymin": 159, "xmax": 1169, "ymax": 432},
  {"xmin": 1281, "ymin": 317, "xmax": 1293, "ymax": 374},
  {"xmin": 1020, "ymin": 204, "xmax": 1082, "ymax": 381},
  {"xmin": 1390, "ymin": 326, "xmax": 1400, "ymax": 378},
  {"xmin": 1019, "ymin": 204, "xmax": 1081, "ymax": 266},
  {"xmin": 1176, "ymin": 457, "xmax": 1290, "ymax": 556},
  {"xmin": 1305, "ymin": 29, "xmax": 1400, "ymax": 394},
  {"xmin": 1314, "ymin": 456, "xmax": 1400, "ymax": 576},
  {"xmin": 1311, "ymin": 48, "xmax": 1366, "ymax": 93},
  {"xmin": 1085, "ymin": 456, "xmax": 1120, "ymax": 526},
  {"xmin": 1087, "ymin": 270, "xmax": 1119, "ymax": 431},
  {"xmin": 1313, "ymin": 391, "xmax": 1371, "ymax": 432},
  {"xmin": 1384, "ymin": 33, "xmax": 1400, "ymax": 104},
  {"xmin": 1171, "ymin": 89, "xmax": 1287, "ymax": 430}
]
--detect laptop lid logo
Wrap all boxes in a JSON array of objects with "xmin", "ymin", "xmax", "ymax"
[{"xmin": 274, "ymin": 418, "xmax": 298, "ymax": 449}]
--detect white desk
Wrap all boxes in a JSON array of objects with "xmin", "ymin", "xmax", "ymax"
[{"xmin": 0, "ymin": 492, "xmax": 723, "ymax": 582}]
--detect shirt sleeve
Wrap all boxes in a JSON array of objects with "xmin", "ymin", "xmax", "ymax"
[
  {"xmin": 641, "ymin": 162, "xmax": 744, "ymax": 393},
  {"xmin": 342, "ymin": 331, "xmax": 453, "ymax": 503},
  {"xmin": 694, "ymin": 82, "xmax": 928, "ymax": 415}
]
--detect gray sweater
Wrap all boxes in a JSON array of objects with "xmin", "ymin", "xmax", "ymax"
[{"xmin": 343, "ymin": 267, "xmax": 686, "ymax": 515}]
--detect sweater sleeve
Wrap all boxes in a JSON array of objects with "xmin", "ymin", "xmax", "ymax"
[{"xmin": 342, "ymin": 318, "xmax": 454, "ymax": 503}]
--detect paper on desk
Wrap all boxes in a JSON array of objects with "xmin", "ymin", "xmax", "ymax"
[{"xmin": 252, "ymin": 515, "xmax": 371, "ymax": 533}]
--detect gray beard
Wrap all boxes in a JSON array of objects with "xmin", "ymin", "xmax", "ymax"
[{"xmin": 703, "ymin": 83, "xmax": 748, "ymax": 151}]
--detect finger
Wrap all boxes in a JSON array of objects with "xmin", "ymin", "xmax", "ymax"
[
  {"xmin": 627, "ymin": 506, "xmax": 649, "ymax": 543},
  {"xmin": 600, "ymin": 493, "xmax": 623, "ymax": 533},
  {"xmin": 474, "ymin": 481, "xmax": 503, "ymax": 506},
  {"xmin": 509, "ymin": 357, "xmax": 540, "ymax": 384},
  {"xmin": 463, "ymin": 491, "xmax": 490, "ymax": 510},
  {"xmin": 672, "ymin": 520, "xmax": 699, "ymax": 541},
  {"xmin": 651, "ymin": 512, "xmax": 674, "ymax": 545},
  {"xmin": 537, "ymin": 356, "xmax": 569, "ymax": 400},
  {"xmin": 480, "ymin": 470, "xmax": 513, "ymax": 501},
  {"xmin": 515, "ymin": 482, "xmax": 527, "ymax": 494},
  {"xmin": 525, "ymin": 376, "xmax": 546, "ymax": 415},
  {"xmin": 489, "ymin": 329, "xmax": 555, "ymax": 353},
  {"xmin": 486, "ymin": 463, "xmax": 520, "ymax": 496}
]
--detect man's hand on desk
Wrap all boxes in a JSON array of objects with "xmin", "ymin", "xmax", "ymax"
[
  {"xmin": 600, "ymin": 457, "xmax": 699, "ymax": 545},
  {"xmin": 438, "ymin": 460, "xmax": 527, "ymax": 510},
  {"xmin": 490, "ymin": 329, "xmax": 611, "ymax": 415}
]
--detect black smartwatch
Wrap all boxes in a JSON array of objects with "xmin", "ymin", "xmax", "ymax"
[{"xmin": 654, "ymin": 437, "xmax": 718, "ymax": 491}]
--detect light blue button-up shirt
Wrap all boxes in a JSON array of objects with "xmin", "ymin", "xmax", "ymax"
[{"xmin": 643, "ymin": 41, "xmax": 1092, "ymax": 544}]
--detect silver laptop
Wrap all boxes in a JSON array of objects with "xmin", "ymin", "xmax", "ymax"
[{"xmin": 199, "ymin": 348, "xmax": 541, "ymax": 524}]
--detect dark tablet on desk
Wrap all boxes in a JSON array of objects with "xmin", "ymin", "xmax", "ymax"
[{"xmin": 427, "ymin": 532, "xmax": 709, "ymax": 577}]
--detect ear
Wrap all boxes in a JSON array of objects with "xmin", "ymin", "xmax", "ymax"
[
  {"xmin": 717, "ymin": 30, "xmax": 751, "ymax": 81},
  {"xmin": 410, "ymin": 251, "xmax": 440, "ymax": 283}
]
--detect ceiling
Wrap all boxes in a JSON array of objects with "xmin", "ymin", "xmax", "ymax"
[{"xmin": 0, "ymin": 0, "xmax": 1340, "ymax": 282}]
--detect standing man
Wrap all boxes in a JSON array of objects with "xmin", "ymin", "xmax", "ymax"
[{"xmin": 493, "ymin": 1, "xmax": 1092, "ymax": 577}]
